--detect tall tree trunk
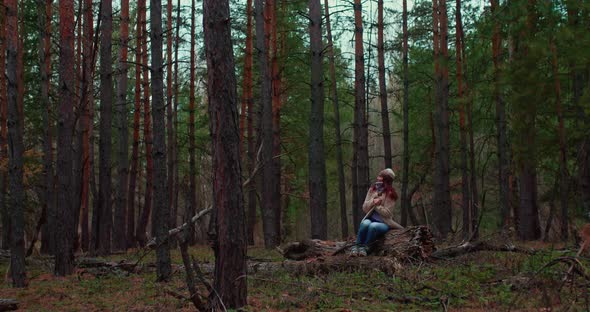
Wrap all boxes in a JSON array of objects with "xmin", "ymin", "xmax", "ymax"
[
  {"xmin": 98, "ymin": 0, "xmax": 113, "ymax": 255},
  {"xmin": 39, "ymin": 0, "xmax": 55, "ymax": 255},
  {"xmin": 173, "ymin": 0, "xmax": 181, "ymax": 243},
  {"xmin": 255, "ymin": 0, "xmax": 279, "ymax": 248},
  {"xmin": 242, "ymin": 0, "xmax": 256, "ymax": 245},
  {"xmin": 150, "ymin": 0, "xmax": 172, "ymax": 281},
  {"xmin": 550, "ymin": 42, "xmax": 568, "ymax": 241},
  {"xmin": 187, "ymin": 0, "xmax": 197, "ymax": 245},
  {"xmin": 455, "ymin": 0, "xmax": 471, "ymax": 238},
  {"xmin": 16, "ymin": 3, "xmax": 23, "ymax": 134},
  {"xmin": 0, "ymin": 0, "xmax": 8, "ymax": 251},
  {"xmin": 271, "ymin": 0, "xmax": 282, "ymax": 244},
  {"xmin": 128, "ymin": 0, "xmax": 143, "ymax": 249},
  {"xmin": 80, "ymin": 0, "xmax": 93, "ymax": 252},
  {"xmin": 166, "ymin": 0, "xmax": 176, "ymax": 240},
  {"xmin": 56, "ymin": 0, "xmax": 76, "ymax": 275},
  {"xmin": 490, "ymin": 0, "xmax": 509, "ymax": 228},
  {"xmin": 308, "ymin": 0, "xmax": 327, "ymax": 240},
  {"xmin": 353, "ymin": 0, "xmax": 369, "ymax": 232},
  {"xmin": 400, "ymin": 0, "xmax": 410, "ymax": 227},
  {"xmin": 202, "ymin": 0, "xmax": 247, "ymax": 307},
  {"xmin": 114, "ymin": 0, "xmax": 130, "ymax": 252},
  {"xmin": 324, "ymin": 0, "xmax": 348, "ymax": 238},
  {"xmin": 377, "ymin": 0, "xmax": 392, "ymax": 169},
  {"xmin": 432, "ymin": 0, "xmax": 451, "ymax": 238},
  {"xmin": 6, "ymin": 0, "xmax": 26, "ymax": 287},
  {"xmin": 136, "ymin": 0, "xmax": 153, "ymax": 246}
]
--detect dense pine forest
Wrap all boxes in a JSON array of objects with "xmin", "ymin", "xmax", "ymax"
[{"xmin": 1, "ymin": 0, "xmax": 590, "ymax": 310}]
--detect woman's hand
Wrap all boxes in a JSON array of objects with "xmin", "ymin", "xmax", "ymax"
[{"xmin": 372, "ymin": 198, "xmax": 382, "ymax": 206}]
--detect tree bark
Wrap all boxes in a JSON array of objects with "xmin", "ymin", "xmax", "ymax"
[
  {"xmin": 187, "ymin": 0, "xmax": 197, "ymax": 245},
  {"xmin": 255, "ymin": 0, "xmax": 279, "ymax": 248},
  {"xmin": 98, "ymin": 0, "xmax": 114, "ymax": 255},
  {"xmin": 324, "ymin": 0, "xmax": 348, "ymax": 238},
  {"xmin": 136, "ymin": 0, "xmax": 153, "ymax": 247},
  {"xmin": 432, "ymin": 0, "xmax": 452, "ymax": 238},
  {"xmin": 173, "ymin": 0, "xmax": 181, "ymax": 244},
  {"xmin": 400, "ymin": 0, "xmax": 410, "ymax": 227},
  {"xmin": 38, "ymin": 0, "xmax": 55, "ymax": 255},
  {"xmin": 353, "ymin": 0, "xmax": 369, "ymax": 233},
  {"xmin": 377, "ymin": 0, "xmax": 392, "ymax": 169},
  {"xmin": 113, "ymin": 0, "xmax": 130, "ymax": 252},
  {"xmin": 56, "ymin": 0, "xmax": 76, "ymax": 275},
  {"xmin": 0, "ymin": 0, "xmax": 8, "ymax": 251},
  {"xmin": 203, "ymin": 0, "xmax": 248, "ymax": 308},
  {"xmin": 150, "ymin": 0, "xmax": 172, "ymax": 281},
  {"xmin": 128, "ymin": 0, "xmax": 143, "ymax": 249},
  {"xmin": 6, "ymin": 0, "xmax": 26, "ymax": 287},
  {"xmin": 308, "ymin": 0, "xmax": 327, "ymax": 240},
  {"xmin": 166, "ymin": 0, "xmax": 176, "ymax": 242},
  {"xmin": 455, "ymin": 0, "xmax": 471, "ymax": 239},
  {"xmin": 270, "ymin": 0, "xmax": 282, "ymax": 245}
]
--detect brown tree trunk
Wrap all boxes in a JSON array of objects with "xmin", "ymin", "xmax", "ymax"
[
  {"xmin": 0, "ymin": 0, "xmax": 8, "ymax": 251},
  {"xmin": 173, "ymin": 0, "xmax": 181, "ymax": 243},
  {"xmin": 56, "ymin": 0, "xmax": 76, "ymax": 275},
  {"xmin": 550, "ymin": 42, "xmax": 568, "ymax": 241},
  {"xmin": 271, "ymin": 0, "xmax": 282, "ymax": 244},
  {"xmin": 242, "ymin": 0, "xmax": 256, "ymax": 245},
  {"xmin": 187, "ymin": 0, "xmax": 197, "ymax": 245},
  {"xmin": 400, "ymin": 0, "xmax": 410, "ymax": 227},
  {"xmin": 324, "ymin": 0, "xmax": 348, "ymax": 238},
  {"xmin": 353, "ymin": 0, "xmax": 369, "ymax": 233},
  {"xmin": 136, "ymin": 0, "xmax": 153, "ymax": 246},
  {"xmin": 308, "ymin": 0, "xmax": 327, "ymax": 240},
  {"xmin": 71, "ymin": 0, "xmax": 83, "ymax": 253},
  {"xmin": 98, "ymin": 0, "xmax": 113, "ymax": 255},
  {"xmin": 166, "ymin": 0, "xmax": 176, "ymax": 241},
  {"xmin": 80, "ymin": 0, "xmax": 93, "ymax": 253},
  {"xmin": 6, "ymin": 0, "xmax": 26, "ymax": 287},
  {"xmin": 128, "ymin": 0, "xmax": 143, "ymax": 249},
  {"xmin": 16, "ymin": 4, "xmax": 23, "ymax": 134},
  {"xmin": 255, "ymin": 0, "xmax": 279, "ymax": 248},
  {"xmin": 377, "ymin": 0, "xmax": 392, "ymax": 169},
  {"xmin": 150, "ymin": 0, "xmax": 172, "ymax": 281},
  {"xmin": 432, "ymin": 0, "xmax": 451, "ymax": 238},
  {"xmin": 490, "ymin": 0, "xmax": 509, "ymax": 228},
  {"xmin": 455, "ymin": 0, "xmax": 471, "ymax": 239},
  {"xmin": 38, "ymin": 0, "xmax": 55, "ymax": 255},
  {"xmin": 203, "ymin": 0, "xmax": 247, "ymax": 307},
  {"xmin": 113, "ymin": 0, "xmax": 130, "ymax": 252}
]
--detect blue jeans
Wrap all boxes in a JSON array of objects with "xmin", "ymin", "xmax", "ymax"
[{"xmin": 356, "ymin": 219, "xmax": 389, "ymax": 246}]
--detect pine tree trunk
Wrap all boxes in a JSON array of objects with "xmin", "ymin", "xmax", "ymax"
[
  {"xmin": 432, "ymin": 0, "xmax": 452, "ymax": 238},
  {"xmin": 187, "ymin": 0, "xmax": 197, "ymax": 245},
  {"xmin": 0, "ymin": 0, "xmax": 9, "ymax": 251},
  {"xmin": 136, "ymin": 0, "xmax": 153, "ymax": 246},
  {"xmin": 80, "ymin": 0, "xmax": 93, "ymax": 252},
  {"xmin": 56, "ymin": 0, "xmax": 76, "ymax": 275},
  {"xmin": 308, "ymin": 0, "xmax": 327, "ymax": 240},
  {"xmin": 114, "ymin": 0, "xmax": 130, "ymax": 252},
  {"xmin": 202, "ymin": 0, "xmax": 247, "ymax": 307},
  {"xmin": 490, "ymin": 0, "xmax": 509, "ymax": 228},
  {"xmin": 353, "ymin": 0, "xmax": 369, "ymax": 233},
  {"xmin": 98, "ymin": 0, "xmax": 113, "ymax": 255},
  {"xmin": 377, "ymin": 0, "xmax": 392, "ymax": 169},
  {"xmin": 255, "ymin": 0, "xmax": 279, "ymax": 248},
  {"xmin": 271, "ymin": 0, "xmax": 282, "ymax": 244},
  {"xmin": 38, "ymin": 0, "xmax": 55, "ymax": 255},
  {"xmin": 455, "ymin": 0, "xmax": 471, "ymax": 239},
  {"xmin": 324, "ymin": 0, "xmax": 348, "ymax": 238},
  {"xmin": 150, "ymin": 0, "xmax": 172, "ymax": 281},
  {"xmin": 173, "ymin": 0, "xmax": 181, "ymax": 242},
  {"xmin": 400, "ymin": 0, "xmax": 410, "ymax": 227},
  {"xmin": 128, "ymin": 0, "xmax": 143, "ymax": 249},
  {"xmin": 166, "ymin": 0, "xmax": 176, "ymax": 240},
  {"xmin": 6, "ymin": 0, "xmax": 26, "ymax": 286},
  {"xmin": 550, "ymin": 42, "xmax": 568, "ymax": 241},
  {"xmin": 71, "ymin": 0, "xmax": 83, "ymax": 253}
]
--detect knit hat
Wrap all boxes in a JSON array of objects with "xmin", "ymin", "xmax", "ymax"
[{"xmin": 379, "ymin": 168, "xmax": 396, "ymax": 181}]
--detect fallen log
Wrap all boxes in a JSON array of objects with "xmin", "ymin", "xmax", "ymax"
[
  {"xmin": 431, "ymin": 241, "xmax": 534, "ymax": 259},
  {"xmin": 0, "ymin": 299, "xmax": 18, "ymax": 311},
  {"xmin": 280, "ymin": 226, "xmax": 434, "ymax": 262}
]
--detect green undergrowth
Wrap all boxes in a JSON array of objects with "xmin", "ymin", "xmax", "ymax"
[{"xmin": 1, "ymin": 245, "xmax": 589, "ymax": 311}]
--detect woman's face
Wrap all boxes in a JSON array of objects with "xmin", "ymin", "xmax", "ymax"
[{"xmin": 376, "ymin": 176, "xmax": 384, "ymax": 183}]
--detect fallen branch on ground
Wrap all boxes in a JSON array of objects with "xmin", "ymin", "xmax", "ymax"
[
  {"xmin": 0, "ymin": 299, "xmax": 18, "ymax": 311},
  {"xmin": 431, "ymin": 241, "xmax": 534, "ymax": 259}
]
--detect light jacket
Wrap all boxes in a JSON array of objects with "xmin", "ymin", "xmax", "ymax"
[{"xmin": 361, "ymin": 188, "xmax": 404, "ymax": 230}]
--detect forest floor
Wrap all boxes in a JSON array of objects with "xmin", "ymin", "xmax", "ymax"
[{"xmin": 0, "ymin": 240, "xmax": 588, "ymax": 311}]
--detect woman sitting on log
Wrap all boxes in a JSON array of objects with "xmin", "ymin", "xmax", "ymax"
[{"xmin": 350, "ymin": 168, "xmax": 404, "ymax": 257}]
